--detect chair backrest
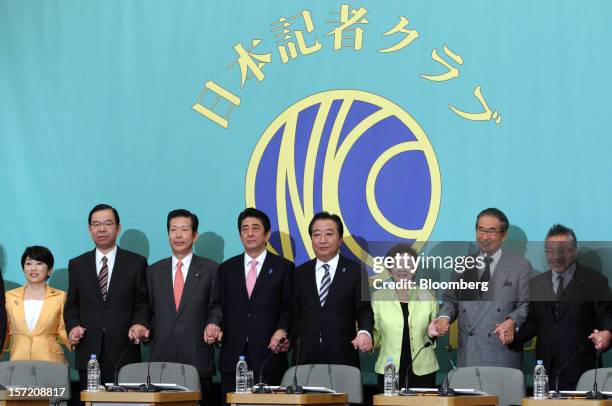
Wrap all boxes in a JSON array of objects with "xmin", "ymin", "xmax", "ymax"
[
  {"xmin": 448, "ymin": 366, "xmax": 525, "ymax": 406},
  {"xmin": 0, "ymin": 360, "xmax": 70, "ymax": 400},
  {"xmin": 576, "ymin": 368, "xmax": 612, "ymax": 391},
  {"xmin": 118, "ymin": 362, "xmax": 200, "ymax": 391},
  {"xmin": 281, "ymin": 364, "xmax": 362, "ymax": 404}
]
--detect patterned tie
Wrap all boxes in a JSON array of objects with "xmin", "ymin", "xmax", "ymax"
[
  {"xmin": 246, "ymin": 259, "xmax": 257, "ymax": 298},
  {"xmin": 319, "ymin": 264, "xmax": 331, "ymax": 307},
  {"xmin": 173, "ymin": 260, "xmax": 184, "ymax": 311},
  {"xmin": 98, "ymin": 256, "xmax": 109, "ymax": 301},
  {"xmin": 556, "ymin": 274, "xmax": 564, "ymax": 299},
  {"xmin": 480, "ymin": 256, "xmax": 493, "ymax": 283}
]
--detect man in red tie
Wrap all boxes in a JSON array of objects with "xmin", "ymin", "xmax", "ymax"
[
  {"xmin": 147, "ymin": 209, "xmax": 222, "ymax": 405},
  {"xmin": 217, "ymin": 208, "xmax": 293, "ymax": 404}
]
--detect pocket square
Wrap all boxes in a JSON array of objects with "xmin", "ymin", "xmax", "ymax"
[{"xmin": 503, "ymin": 281, "xmax": 512, "ymax": 287}]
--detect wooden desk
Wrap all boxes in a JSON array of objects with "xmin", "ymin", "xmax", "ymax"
[
  {"xmin": 81, "ymin": 391, "xmax": 200, "ymax": 406},
  {"xmin": 523, "ymin": 399, "xmax": 612, "ymax": 406},
  {"xmin": 0, "ymin": 390, "xmax": 54, "ymax": 406},
  {"xmin": 226, "ymin": 392, "xmax": 349, "ymax": 406},
  {"xmin": 372, "ymin": 394, "xmax": 499, "ymax": 406}
]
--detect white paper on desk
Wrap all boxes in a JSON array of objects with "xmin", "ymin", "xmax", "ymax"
[
  {"xmin": 302, "ymin": 387, "xmax": 336, "ymax": 393},
  {"xmin": 453, "ymin": 389, "xmax": 489, "ymax": 396},
  {"xmin": 548, "ymin": 390, "xmax": 588, "ymax": 396},
  {"xmin": 103, "ymin": 383, "xmax": 189, "ymax": 391}
]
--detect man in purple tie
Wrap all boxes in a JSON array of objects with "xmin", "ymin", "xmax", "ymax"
[{"xmin": 218, "ymin": 208, "xmax": 294, "ymax": 404}]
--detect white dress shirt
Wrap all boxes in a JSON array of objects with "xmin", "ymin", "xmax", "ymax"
[
  {"xmin": 244, "ymin": 250, "xmax": 267, "ymax": 279},
  {"xmin": 96, "ymin": 245, "xmax": 117, "ymax": 285},
  {"xmin": 172, "ymin": 253, "xmax": 193, "ymax": 285}
]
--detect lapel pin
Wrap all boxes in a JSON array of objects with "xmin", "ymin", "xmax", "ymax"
[
  {"xmin": 268, "ymin": 268, "xmax": 273, "ymax": 274},
  {"xmin": 341, "ymin": 267, "xmax": 346, "ymax": 273},
  {"xmin": 14, "ymin": 300, "xmax": 19, "ymax": 306}
]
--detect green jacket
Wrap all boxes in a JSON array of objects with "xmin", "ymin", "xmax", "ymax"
[{"xmin": 372, "ymin": 286, "xmax": 439, "ymax": 376}]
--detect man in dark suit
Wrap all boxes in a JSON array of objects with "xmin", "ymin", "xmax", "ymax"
[
  {"xmin": 293, "ymin": 212, "xmax": 373, "ymax": 367},
  {"xmin": 64, "ymin": 204, "xmax": 150, "ymax": 389},
  {"xmin": 218, "ymin": 208, "xmax": 293, "ymax": 403},
  {"xmin": 147, "ymin": 209, "xmax": 222, "ymax": 405},
  {"xmin": 512, "ymin": 224, "xmax": 612, "ymax": 390}
]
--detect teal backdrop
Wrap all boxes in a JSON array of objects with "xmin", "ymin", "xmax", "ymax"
[{"xmin": 1, "ymin": 0, "xmax": 611, "ymax": 384}]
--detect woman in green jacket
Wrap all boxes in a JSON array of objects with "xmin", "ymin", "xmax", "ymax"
[{"xmin": 372, "ymin": 243, "xmax": 438, "ymax": 391}]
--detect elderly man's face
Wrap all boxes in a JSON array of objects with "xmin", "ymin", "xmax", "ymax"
[{"xmin": 545, "ymin": 234, "xmax": 576, "ymax": 273}]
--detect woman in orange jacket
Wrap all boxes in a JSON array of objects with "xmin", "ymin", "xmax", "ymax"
[{"xmin": 4, "ymin": 246, "xmax": 70, "ymax": 363}]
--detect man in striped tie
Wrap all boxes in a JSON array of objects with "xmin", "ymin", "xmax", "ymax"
[
  {"xmin": 293, "ymin": 212, "xmax": 373, "ymax": 368},
  {"xmin": 65, "ymin": 204, "xmax": 150, "ymax": 391}
]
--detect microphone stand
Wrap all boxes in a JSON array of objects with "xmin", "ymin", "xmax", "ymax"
[
  {"xmin": 551, "ymin": 347, "xmax": 585, "ymax": 399},
  {"xmin": 286, "ymin": 338, "xmax": 303, "ymax": 394},
  {"xmin": 399, "ymin": 341, "xmax": 432, "ymax": 396},
  {"xmin": 108, "ymin": 341, "xmax": 138, "ymax": 392},
  {"xmin": 438, "ymin": 344, "xmax": 457, "ymax": 396},
  {"xmin": 253, "ymin": 337, "xmax": 286, "ymax": 394},
  {"xmin": 586, "ymin": 350, "xmax": 606, "ymax": 400}
]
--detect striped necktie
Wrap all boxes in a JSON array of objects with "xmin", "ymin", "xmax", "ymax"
[
  {"xmin": 99, "ymin": 256, "xmax": 109, "ymax": 301},
  {"xmin": 319, "ymin": 264, "xmax": 331, "ymax": 307}
]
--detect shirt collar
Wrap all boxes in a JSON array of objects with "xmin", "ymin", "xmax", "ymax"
[
  {"xmin": 244, "ymin": 250, "xmax": 267, "ymax": 268},
  {"xmin": 553, "ymin": 262, "xmax": 576, "ymax": 280},
  {"xmin": 480, "ymin": 247, "xmax": 502, "ymax": 264},
  {"xmin": 96, "ymin": 245, "xmax": 117, "ymax": 264},
  {"xmin": 316, "ymin": 253, "xmax": 340, "ymax": 271},
  {"xmin": 172, "ymin": 252, "xmax": 193, "ymax": 271}
]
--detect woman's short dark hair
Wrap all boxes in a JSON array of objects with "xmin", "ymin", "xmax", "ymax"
[{"xmin": 21, "ymin": 246, "xmax": 54, "ymax": 271}]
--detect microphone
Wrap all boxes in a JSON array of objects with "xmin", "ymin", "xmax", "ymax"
[
  {"xmin": 438, "ymin": 344, "xmax": 457, "ymax": 396},
  {"xmin": 399, "ymin": 341, "xmax": 433, "ymax": 396},
  {"xmin": 586, "ymin": 350, "xmax": 606, "ymax": 400},
  {"xmin": 138, "ymin": 355, "xmax": 161, "ymax": 392},
  {"xmin": 551, "ymin": 346, "xmax": 586, "ymax": 398},
  {"xmin": 253, "ymin": 337, "xmax": 287, "ymax": 394},
  {"xmin": 286, "ymin": 338, "xmax": 303, "ymax": 394},
  {"xmin": 108, "ymin": 340, "xmax": 138, "ymax": 392}
]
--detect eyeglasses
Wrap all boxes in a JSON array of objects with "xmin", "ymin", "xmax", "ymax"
[
  {"xmin": 90, "ymin": 221, "xmax": 116, "ymax": 228},
  {"xmin": 476, "ymin": 227, "xmax": 503, "ymax": 235}
]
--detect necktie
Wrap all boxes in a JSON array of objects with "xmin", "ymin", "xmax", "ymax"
[
  {"xmin": 98, "ymin": 256, "xmax": 108, "ymax": 301},
  {"xmin": 246, "ymin": 259, "xmax": 257, "ymax": 298},
  {"xmin": 556, "ymin": 274, "xmax": 564, "ymax": 299},
  {"xmin": 173, "ymin": 260, "xmax": 184, "ymax": 311},
  {"xmin": 319, "ymin": 264, "xmax": 331, "ymax": 307},
  {"xmin": 480, "ymin": 256, "xmax": 493, "ymax": 283}
]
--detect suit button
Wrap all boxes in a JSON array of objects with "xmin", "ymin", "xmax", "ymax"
[
  {"xmin": 247, "ymin": 314, "xmax": 250, "ymax": 317},
  {"xmin": 101, "ymin": 328, "xmax": 106, "ymax": 332},
  {"xmin": 487, "ymin": 333, "xmax": 491, "ymax": 337},
  {"xmin": 497, "ymin": 308, "xmax": 501, "ymax": 312},
  {"xmin": 469, "ymin": 333, "xmax": 473, "ymax": 336},
  {"xmin": 463, "ymin": 309, "xmax": 466, "ymax": 313}
]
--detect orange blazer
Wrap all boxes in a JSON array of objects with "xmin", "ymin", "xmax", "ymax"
[{"xmin": 4, "ymin": 286, "xmax": 70, "ymax": 363}]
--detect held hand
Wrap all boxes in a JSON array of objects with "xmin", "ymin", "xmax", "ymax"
[
  {"xmin": 203, "ymin": 323, "xmax": 221, "ymax": 344},
  {"xmin": 434, "ymin": 318, "xmax": 450, "ymax": 336},
  {"xmin": 128, "ymin": 324, "xmax": 149, "ymax": 344},
  {"xmin": 68, "ymin": 326, "xmax": 86, "ymax": 346},
  {"xmin": 217, "ymin": 330, "xmax": 224, "ymax": 343},
  {"xmin": 589, "ymin": 329, "xmax": 612, "ymax": 351},
  {"xmin": 428, "ymin": 320, "xmax": 441, "ymax": 337},
  {"xmin": 494, "ymin": 319, "xmax": 515, "ymax": 345},
  {"xmin": 268, "ymin": 329, "xmax": 288, "ymax": 353},
  {"xmin": 351, "ymin": 332, "xmax": 373, "ymax": 353}
]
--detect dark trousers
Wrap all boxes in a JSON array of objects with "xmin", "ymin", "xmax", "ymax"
[{"xmin": 221, "ymin": 372, "xmax": 283, "ymax": 406}]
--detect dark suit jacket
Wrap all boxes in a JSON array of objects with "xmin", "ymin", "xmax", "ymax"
[
  {"xmin": 147, "ymin": 254, "xmax": 222, "ymax": 379},
  {"xmin": 0, "ymin": 271, "xmax": 6, "ymax": 351},
  {"xmin": 218, "ymin": 251, "xmax": 294, "ymax": 374},
  {"xmin": 514, "ymin": 264, "xmax": 612, "ymax": 390},
  {"xmin": 293, "ymin": 254, "xmax": 373, "ymax": 367},
  {"xmin": 64, "ymin": 247, "xmax": 150, "ymax": 371}
]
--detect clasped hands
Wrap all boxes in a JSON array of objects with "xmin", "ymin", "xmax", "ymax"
[
  {"xmin": 68, "ymin": 323, "xmax": 151, "ymax": 347},
  {"xmin": 426, "ymin": 317, "xmax": 516, "ymax": 345}
]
